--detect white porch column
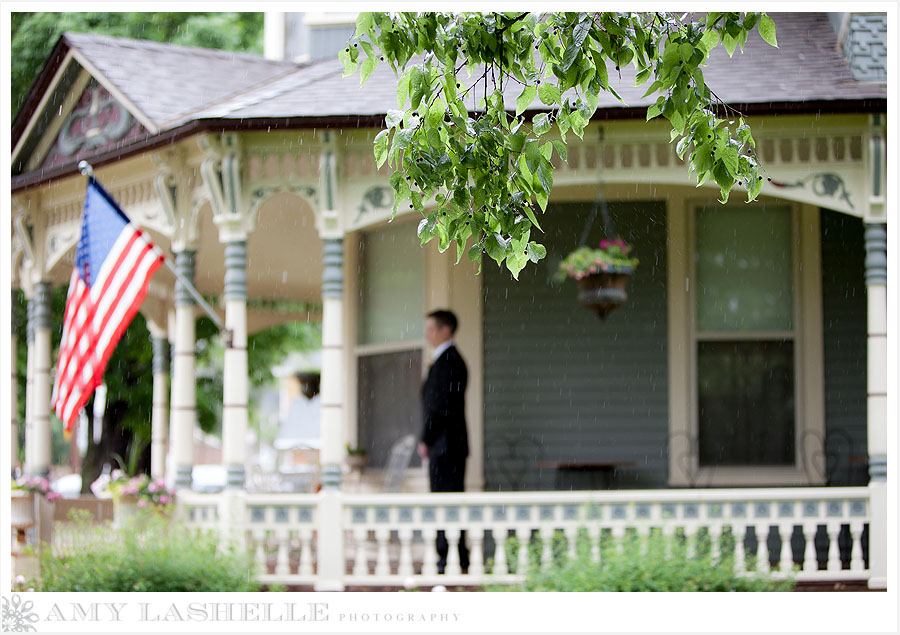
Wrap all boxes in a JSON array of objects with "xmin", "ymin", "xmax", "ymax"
[
  {"xmin": 864, "ymin": 222, "xmax": 887, "ymax": 590},
  {"xmin": 314, "ymin": 134, "xmax": 346, "ymax": 591},
  {"xmin": 150, "ymin": 333, "xmax": 170, "ymax": 480},
  {"xmin": 11, "ymin": 290, "xmax": 21, "ymax": 475},
  {"xmin": 29, "ymin": 282, "xmax": 52, "ymax": 478},
  {"xmin": 222, "ymin": 239, "xmax": 249, "ymax": 489},
  {"xmin": 170, "ymin": 251, "xmax": 197, "ymax": 489},
  {"xmin": 23, "ymin": 295, "xmax": 34, "ymax": 476}
]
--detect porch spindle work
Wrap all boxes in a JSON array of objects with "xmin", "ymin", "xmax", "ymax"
[
  {"xmin": 11, "ymin": 289, "xmax": 20, "ymax": 474},
  {"xmin": 30, "ymin": 281, "xmax": 52, "ymax": 478},
  {"xmin": 150, "ymin": 334, "xmax": 170, "ymax": 480},
  {"xmin": 222, "ymin": 240, "xmax": 249, "ymax": 488},
  {"xmin": 171, "ymin": 250, "xmax": 197, "ymax": 489},
  {"xmin": 179, "ymin": 488, "xmax": 871, "ymax": 588},
  {"xmin": 864, "ymin": 222, "xmax": 887, "ymax": 589}
]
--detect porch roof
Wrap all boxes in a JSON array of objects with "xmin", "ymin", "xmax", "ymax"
[{"xmin": 11, "ymin": 12, "xmax": 887, "ymax": 193}]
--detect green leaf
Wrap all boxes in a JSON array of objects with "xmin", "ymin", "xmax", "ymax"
[
  {"xmin": 527, "ymin": 241, "xmax": 547, "ymax": 263},
  {"xmin": 339, "ymin": 49, "xmax": 358, "ymax": 77},
  {"xmin": 758, "ymin": 15, "xmax": 777, "ymax": 47},
  {"xmin": 721, "ymin": 145, "xmax": 740, "ymax": 175},
  {"xmin": 417, "ymin": 217, "xmax": 438, "ymax": 244},
  {"xmin": 506, "ymin": 251, "xmax": 528, "ymax": 279},
  {"xmin": 516, "ymin": 85, "xmax": 537, "ymax": 116},
  {"xmin": 360, "ymin": 56, "xmax": 378, "ymax": 85},
  {"xmin": 485, "ymin": 232, "xmax": 509, "ymax": 265},
  {"xmin": 634, "ymin": 68, "xmax": 652, "ymax": 86},
  {"xmin": 356, "ymin": 12, "xmax": 374, "ymax": 36},
  {"xmin": 521, "ymin": 204, "xmax": 542, "ymax": 231},
  {"xmin": 533, "ymin": 112, "xmax": 552, "ymax": 136},
  {"xmin": 665, "ymin": 108, "xmax": 685, "ymax": 135},
  {"xmin": 373, "ymin": 129, "xmax": 389, "ymax": 168},
  {"xmin": 538, "ymin": 83, "xmax": 561, "ymax": 105},
  {"xmin": 699, "ymin": 29, "xmax": 720, "ymax": 53},
  {"xmin": 535, "ymin": 190, "xmax": 549, "ymax": 211},
  {"xmin": 536, "ymin": 159, "xmax": 554, "ymax": 194},
  {"xmin": 722, "ymin": 33, "xmax": 738, "ymax": 57},
  {"xmin": 551, "ymin": 139, "xmax": 568, "ymax": 163},
  {"xmin": 397, "ymin": 74, "xmax": 410, "ymax": 107},
  {"xmin": 646, "ymin": 101, "xmax": 663, "ymax": 121},
  {"xmin": 385, "ymin": 109, "xmax": 403, "ymax": 128}
]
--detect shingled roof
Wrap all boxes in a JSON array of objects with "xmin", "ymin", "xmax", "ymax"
[
  {"xmin": 61, "ymin": 32, "xmax": 300, "ymax": 129},
  {"xmin": 11, "ymin": 13, "xmax": 887, "ymax": 190}
]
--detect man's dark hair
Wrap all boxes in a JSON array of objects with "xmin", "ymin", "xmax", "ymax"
[{"xmin": 427, "ymin": 309, "xmax": 458, "ymax": 334}]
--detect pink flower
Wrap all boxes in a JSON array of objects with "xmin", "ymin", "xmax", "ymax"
[
  {"xmin": 159, "ymin": 494, "xmax": 170, "ymax": 505},
  {"xmin": 137, "ymin": 499, "xmax": 148, "ymax": 508},
  {"xmin": 121, "ymin": 486, "xmax": 139, "ymax": 496},
  {"xmin": 46, "ymin": 491, "xmax": 62, "ymax": 502},
  {"xmin": 148, "ymin": 482, "xmax": 162, "ymax": 493},
  {"xmin": 600, "ymin": 239, "xmax": 611, "ymax": 249}
]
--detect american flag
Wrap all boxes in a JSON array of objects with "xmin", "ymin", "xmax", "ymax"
[{"xmin": 51, "ymin": 177, "xmax": 164, "ymax": 433}]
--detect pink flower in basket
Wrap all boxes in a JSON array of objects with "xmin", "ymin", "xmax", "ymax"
[
  {"xmin": 159, "ymin": 494, "xmax": 171, "ymax": 505},
  {"xmin": 137, "ymin": 499, "xmax": 148, "ymax": 508},
  {"xmin": 121, "ymin": 485, "xmax": 139, "ymax": 496}
]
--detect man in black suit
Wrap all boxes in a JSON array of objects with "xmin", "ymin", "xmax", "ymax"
[{"xmin": 417, "ymin": 309, "xmax": 469, "ymax": 573}]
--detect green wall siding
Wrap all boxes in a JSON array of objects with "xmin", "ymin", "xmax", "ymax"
[
  {"xmin": 483, "ymin": 201, "xmax": 669, "ymax": 491},
  {"xmin": 820, "ymin": 209, "xmax": 868, "ymax": 486}
]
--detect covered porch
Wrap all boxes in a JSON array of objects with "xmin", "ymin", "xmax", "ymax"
[{"xmin": 9, "ymin": 28, "xmax": 887, "ymax": 592}]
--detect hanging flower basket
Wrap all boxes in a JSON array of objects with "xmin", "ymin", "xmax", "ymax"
[
  {"xmin": 555, "ymin": 238, "xmax": 639, "ymax": 320},
  {"xmin": 575, "ymin": 264, "xmax": 634, "ymax": 319}
]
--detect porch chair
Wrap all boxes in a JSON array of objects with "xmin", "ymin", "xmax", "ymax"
[{"xmin": 382, "ymin": 434, "xmax": 417, "ymax": 492}]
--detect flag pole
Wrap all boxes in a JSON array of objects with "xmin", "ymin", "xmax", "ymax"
[{"xmin": 78, "ymin": 161, "xmax": 232, "ymax": 345}]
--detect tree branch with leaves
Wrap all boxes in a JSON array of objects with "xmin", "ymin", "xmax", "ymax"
[{"xmin": 341, "ymin": 11, "xmax": 777, "ymax": 278}]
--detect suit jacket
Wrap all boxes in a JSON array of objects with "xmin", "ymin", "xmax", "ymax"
[{"xmin": 421, "ymin": 344, "xmax": 469, "ymax": 460}]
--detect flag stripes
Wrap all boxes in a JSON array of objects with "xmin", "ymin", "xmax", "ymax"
[{"xmin": 51, "ymin": 178, "xmax": 164, "ymax": 432}]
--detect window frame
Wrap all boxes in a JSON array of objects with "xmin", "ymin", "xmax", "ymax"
[{"xmin": 667, "ymin": 196, "xmax": 826, "ymax": 487}]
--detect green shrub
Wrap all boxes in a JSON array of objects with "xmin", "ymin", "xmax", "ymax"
[
  {"xmin": 489, "ymin": 528, "xmax": 794, "ymax": 592},
  {"xmin": 33, "ymin": 511, "xmax": 259, "ymax": 592}
]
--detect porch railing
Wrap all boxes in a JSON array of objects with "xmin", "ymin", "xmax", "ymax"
[{"xmin": 177, "ymin": 487, "xmax": 870, "ymax": 589}]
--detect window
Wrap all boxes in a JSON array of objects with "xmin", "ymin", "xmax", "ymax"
[
  {"xmin": 667, "ymin": 198, "xmax": 825, "ymax": 487},
  {"xmin": 355, "ymin": 220, "xmax": 425, "ymax": 468},
  {"xmin": 694, "ymin": 204, "xmax": 796, "ymax": 468}
]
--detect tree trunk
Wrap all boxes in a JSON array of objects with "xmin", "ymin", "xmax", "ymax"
[{"xmin": 79, "ymin": 399, "xmax": 136, "ymax": 494}]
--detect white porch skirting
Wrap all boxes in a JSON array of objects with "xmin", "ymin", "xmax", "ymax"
[{"xmin": 177, "ymin": 487, "xmax": 871, "ymax": 589}]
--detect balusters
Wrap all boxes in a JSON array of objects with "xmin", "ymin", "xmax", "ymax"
[
  {"xmin": 754, "ymin": 525, "xmax": 768, "ymax": 573},
  {"xmin": 299, "ymin": 527, "xmax": 314, "ymax": 577},
  {"xmin": 492, "ymin": 529, "xmax": 508, "ymax": 575},
  {"xmin": 274, "ymin": 528, "xmax": 290, "ymax": 576},
  {"xmin": 421, "ymin": 528, "xmax": 438, "ymax": 576},
  {"xmin": 539, "ymin": 527, "xmax": 553, "ymax": 568},
  {"xmin": 352, "ymin": 527, "xmax": 368, "ymax": 577},
  {"xmin": 849, "ymin": 522, "xmax": 865, "ymax": 572},
  {"xmin": 802, "ymin": 523, "xmax": 818, "ymax": 572},
  {"xmin": 445, "ymin": 528, "xmax": 462, "ymax": 575},
  {"xmin": 515, "ymin": 527, "xmax": 529, "ymax": 574},
  {"xmin": 708, "ymin": 525, "xmax": 721, "ymax": 563},
  {"xmin": 778, "ymin": 524, "xmax": 794, "ymax": 573},
  {"xmin": 588, "ymin": 524, "xmax": 601, "ymax": 565},
  {"xmin": 469, "ymin": 529, "xmax": 484, "ymax": 576},
  {"xmin": 252, "ymin": 529, "xmax": 268, "ymax": 574},
  {"xmin": 826, "ymin": 522, "xmax": 842, "ymax": 572},
  {"xmin": 732, "ymin": 525, "xmax": 746, "ymax": 574},
  {"xmin": 397, "ymin": 528, "xmax": 414, "ymax": 577},
  {"xmin": 564, "ymin": 526, "xmax": 578, "ymax": 561},
  {"xmin": 374, "ymin": 527, "xmax": 391, "ymax": 576}
]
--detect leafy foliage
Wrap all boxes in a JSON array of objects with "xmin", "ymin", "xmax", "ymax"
[
  {"xmin": 32, "ymin": 512, "xmax": 259, "ymax": 592},
  {"xmin": 343, "ymin": 12, "xmax": 776, "ymax": 277},
  {"xmin": 489, "ymin": 528, "xmax": 794, "ymax": 591},
  {"xmin": 11, "ymin": 12, "xmax": 264, "ymax": 117}
]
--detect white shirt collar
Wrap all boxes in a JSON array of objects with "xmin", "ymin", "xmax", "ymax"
[{"xmin": 432, "ymin": 340, "xmax": 454, "ymax": 361}]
